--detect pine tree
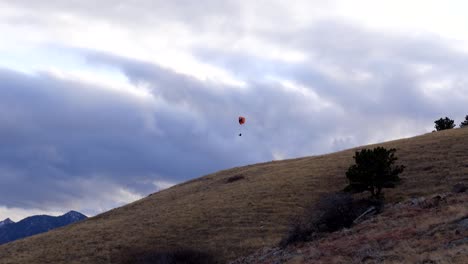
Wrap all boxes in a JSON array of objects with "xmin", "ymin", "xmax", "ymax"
[
  {"xmin": 345, "ymin": 147, "xmax": 405, "ymax": 198},
  {"xmin": 434, "ymin": 117, "xmax": 455, "ymax": 131},
  {"xmin": 460, "ymin": 115, "xmax": 468, "ymax": 128}
]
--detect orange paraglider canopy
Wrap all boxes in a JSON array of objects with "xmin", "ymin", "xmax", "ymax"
[{"xmin": 238, "ymin": 116, "xmax": 246, "ymax": 125}]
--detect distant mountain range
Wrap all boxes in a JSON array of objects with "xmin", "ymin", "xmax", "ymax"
[{"xmin": 0, "ymin": 211, "xmax": 87, "ymax": 245}]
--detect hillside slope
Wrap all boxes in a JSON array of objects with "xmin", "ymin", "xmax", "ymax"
[
  {"xmin": 0, "ymin": 128, "xmax": 467, "ymax": 263},
  {"xmin": 231, "ymin": 192, "xmax": 468, "ymax": 264}
]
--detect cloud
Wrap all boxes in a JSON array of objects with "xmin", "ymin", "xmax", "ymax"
[
  {"xmin": 153, "ymin": 179, "xmax": 176, "ymax": 192},
  {"xmin": 0, "ymin": 206, "xmax": 64, "ymax": 222},
  {"xmin": 0, "ymin": 69, "xmax": 154, "ymax": 210},
  {"xmin": 0, "ymin": 61, "xmax": 274, "ymax": 216},
  {"xmin": 198, "ymin": 21, "xmax": 468, "ymax": 117}
]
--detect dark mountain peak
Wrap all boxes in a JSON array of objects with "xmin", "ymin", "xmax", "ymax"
[
  {"xmin": 0, "ymin": 218, "xmax": 15, "ymax": 227},
  {"xmin": 62, "ymin": 211, "xmax": 87, "ymax": 221},
  {"xmin": 0, "ymin": 211, "xmax": 87, "ymax": 245}
]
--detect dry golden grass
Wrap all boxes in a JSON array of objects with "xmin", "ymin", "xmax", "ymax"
[
  {"xmin": 0, "ymin": 128, "xmax": 467, "ymax": 264},
  {"xmin": 234, "ymin": 192, "xmax": 468, "ymax": 264}
]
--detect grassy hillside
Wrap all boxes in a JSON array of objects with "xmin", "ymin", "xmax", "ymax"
[
  {"xmin": 232, "ymin": 192, "xmax": 468, "ymax": 264},
  {"xmin": 0, "ymin": 128, "xmax": 467, "ymax": 263}
]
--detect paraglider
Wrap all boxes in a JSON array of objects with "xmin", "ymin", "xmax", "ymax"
[
  {"xmin": 238, "ymin": 116, "xmax": 245, "ymax": 136},
  {"xmin": 238, "ymin": 116, "xmax": 245, "ymax": 125}
]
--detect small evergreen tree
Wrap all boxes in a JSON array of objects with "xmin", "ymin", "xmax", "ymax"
[
  {"xmin": 460, "ymin": 115, "xmax": 468, "ymax": 128},
  {"xmin": 434, "ymin": 117, "xmax": 455, "ymax": 131},
  {"xmin": 345, "ymin": 147, "xmax": 405, "ymax": 198}
]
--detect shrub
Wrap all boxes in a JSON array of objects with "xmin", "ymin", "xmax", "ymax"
[
  {"xmin": 434, "ymin": 117, "xmax": 455, "ymax": 131},
  {"xmin": 226, "ymin": 174, "xmax": 245, "ymax": 183},
  {"xmin": 312, "ymin": 193, "xmax": 355, "ymax": 232},
  {"xmin": 344, "ymin": 147, "xmax": 405, "ymax": 198},
  {"xmin": 121, "ymin": 248, "xmax": 216, "ymax": 264},
  {"xmin": 452, "ymin": 183, "xmax": 467, "ymax": 193},
  {"xmin": 460, "ymin": 115, "xmax": 468, "ymax": 128},
  {"xmin": 279, "ymin": 217, "xmax": 311, "ymax": 248},
  {"xmin": 279, "ymin": 193, "xmax": 355, "ymax": 247}
]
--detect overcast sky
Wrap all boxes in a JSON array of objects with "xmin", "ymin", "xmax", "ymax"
[{"xmin": 1, "ymin": 0, "xmax": 468, "ymax": 221}]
